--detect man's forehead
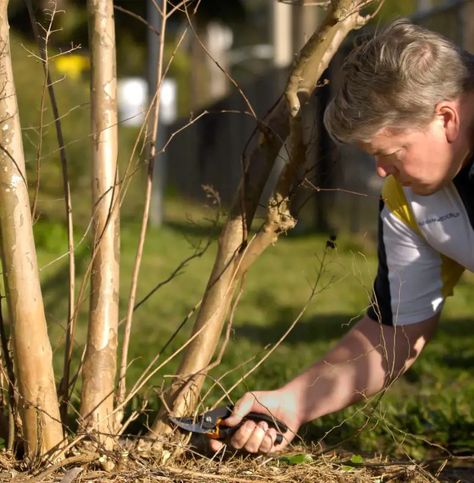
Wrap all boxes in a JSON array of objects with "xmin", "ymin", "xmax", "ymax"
[
  {"xmin": 375, "ymin": 126, "xmax": 412, "ymax": 139},
  {"xmin": 358, "ymin": 127, "xmax": 413, "ymax": 153},
  {"xmin": 358, "ymin": 134, "xmax": 399, "ymax": 154}
]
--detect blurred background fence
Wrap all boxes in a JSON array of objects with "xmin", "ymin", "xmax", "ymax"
[
  {"xmin": 162, "ymin": 0, "xmax": 474, "ymax": 234},
  {"xmin": 7, "ymin": 0, "xmax": 474, "ymax": 233}
]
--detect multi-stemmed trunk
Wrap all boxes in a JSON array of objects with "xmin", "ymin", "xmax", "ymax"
[
  {"xmin": 0, "ymin": 0, "xmax": 64, "ymax": 461},
  {"xmin": 152, "ymin": 0, "xmax": 375, "ymax": 436},
  {"xmin": 80, "ymin": 0, "xmax": 120, "ymax": 450}
]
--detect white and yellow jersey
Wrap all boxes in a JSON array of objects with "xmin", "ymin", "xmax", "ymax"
[{"xmin": 367, "ymin": 160, "xmax": 474, "ymax": 326}]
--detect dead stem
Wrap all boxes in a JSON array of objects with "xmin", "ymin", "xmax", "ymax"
[{"xmin": 116, "ymin": 0, "xmax": 169, "ymax": 417}]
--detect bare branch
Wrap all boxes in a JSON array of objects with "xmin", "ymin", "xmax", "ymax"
[
  {"xmin": 24, "ymin": 0, "xmax": 77, "ymax": 422},
  {"xmin": 114, "ymin": 5, "xmax": 161, "ymax": 37},
  {"xmin": 183, "ymin": 5, "xmax": 257, "ymax": 120},
  {"xmin": 116, "ymin": 0, "xmax": 169, "ymax": 420}
]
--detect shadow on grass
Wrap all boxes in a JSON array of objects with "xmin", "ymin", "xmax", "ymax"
[
  {"xmin": 164, "ymin": 219, "xmax": 221, "ymax": 240},
  {"xmin": 437, "ymin": 317, "xmax": 472, "ymax": 337},
  {"xmin": 235, "ymin": 311, "xmax": 358, "ymax": 346},
  {"xmin": 432, "ymin": 317, "xmax": 474, "ymax": 370}
]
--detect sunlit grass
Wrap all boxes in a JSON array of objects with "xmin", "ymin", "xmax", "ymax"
[{"xmin": 32, "ymin": 196, "xmax": 474, "ymax": 457}]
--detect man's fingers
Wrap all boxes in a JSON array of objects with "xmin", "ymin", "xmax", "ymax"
[
  {"xmin": 258, "ymin": 430, "xmax": 275, "ymax": 453},
  {"xmin": 209, "ymin": 438, "xmax": 225, "ymax": 453},
  {"xmin": 210, "ymin": 391, "xmax": 294, "ymax": 454},
  {"xmin": 242, "ymin": 421, "xmax": 267, "ymax": 453},
  {"xmin": 230, "ymin": 420, "xmax": 279, "ymax": 454},
  {"xmin": 229, "ymin": 419, "xmax": 256, "ymax": 449}
]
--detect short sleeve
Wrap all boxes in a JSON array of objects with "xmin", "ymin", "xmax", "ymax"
[{"xmin": 367, "ymin": 178, "xmax": 464, "ymax": 326}]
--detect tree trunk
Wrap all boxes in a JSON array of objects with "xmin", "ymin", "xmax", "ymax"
[
  {"xmin": 152, "ymin": 0, "xmax": 374, "ymax": 436},
  {"xmin": 80, "ymin": 0, "xmax": 120, "ymax": 449},
  {"xmin": 0, "ymin": 0, "xmax": 64, "ymax": 461}
]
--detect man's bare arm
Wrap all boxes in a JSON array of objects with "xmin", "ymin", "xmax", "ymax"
[
  {"xmin": 211, "ymin": 314, "xmax": 439, "ymax": 453},
  {"xmin": 284, "ymin": 314, "xmax": 438, "ymax": 423}
]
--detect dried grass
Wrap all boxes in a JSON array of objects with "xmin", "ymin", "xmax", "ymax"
[{"xmin": 0, "ymin": 442, "xmax": 470, "ymax": 483}]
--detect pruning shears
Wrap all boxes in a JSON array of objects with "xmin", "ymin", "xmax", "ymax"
[{"xmin": 169, "ymin": 405, "xmax": 288, "ymax": 445}]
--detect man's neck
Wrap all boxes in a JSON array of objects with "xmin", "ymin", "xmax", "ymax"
[{"xmin": 459, "ymin": 92, "xmax": 474, "ymax": 167}]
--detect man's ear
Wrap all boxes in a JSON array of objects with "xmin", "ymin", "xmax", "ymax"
[{"xmin": 435, "ymin": 100, "xmax": 460, "ymax": 143}]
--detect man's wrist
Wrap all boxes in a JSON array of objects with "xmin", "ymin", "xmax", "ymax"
[{"xmin": 279, "ymin": 378, "xmax": 315, "ymax": 427}]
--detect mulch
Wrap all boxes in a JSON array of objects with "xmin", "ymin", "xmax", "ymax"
[{"xmin": 0, "ymin": 442, "xmax": 472, "ymax": 482}]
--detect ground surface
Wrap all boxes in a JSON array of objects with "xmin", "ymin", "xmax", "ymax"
[{"xmin": 1, "ymin": 446, "xmax": 474, "ymax": 482}]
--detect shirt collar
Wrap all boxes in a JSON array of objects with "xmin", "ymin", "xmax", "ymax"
[
  {"xmin": 469, "ymin": 158, "xmax": 474, "ymax": 184},
  {"xmin": 456, "ymin": 153, "xmax": 474, "ymax": 184}
]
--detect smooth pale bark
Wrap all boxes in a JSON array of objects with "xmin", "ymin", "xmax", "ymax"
[
  {"xmin": 151, "ymin": 0, "xmax": 374, "ymax": 436},
  {"xmin": 0, "ymin": 0, "xmax": 64, "ymax": 460},
  {"xmin": 80, "ymin": 0, "xmax": 120, "ymax": 449}
]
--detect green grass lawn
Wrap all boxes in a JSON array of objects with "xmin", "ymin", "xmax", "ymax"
[
  {"xmin": 7, "ymin": 27, "xmax": 474, "ymax": 463},
  {"xmin": 32, "ymin": 200, "xmax": 474, "ymax": 459}
]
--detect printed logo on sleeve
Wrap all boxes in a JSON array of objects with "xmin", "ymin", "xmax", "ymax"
[{"xmin": 418, "ymin": 212, "xmax": 460, "ymax": 226}]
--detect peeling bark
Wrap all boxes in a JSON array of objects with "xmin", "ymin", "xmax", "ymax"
[
  {"xmin": 151, "ymin": 0, "xmax": 375, "ymax": 436},
  {"xmin": 0, "ymin": 0, "xmax": 64, "ymax": 460},
  {"xmin": 80, "ymin": 0, "xmax": 120, "ymax": 450}
]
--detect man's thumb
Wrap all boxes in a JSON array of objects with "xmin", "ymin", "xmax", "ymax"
[{"xmin": 223, "ymin": 393, "xmax": 257, "ymax": 426}]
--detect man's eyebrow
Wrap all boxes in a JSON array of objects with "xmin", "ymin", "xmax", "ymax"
[{"xmin": 372, "ymin": 149, "xmax": 399, "ymax": 156}]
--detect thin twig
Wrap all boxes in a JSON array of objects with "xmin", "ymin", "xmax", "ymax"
[
  {"xmin": 116, "ymin": 0, "xmax": 169, "ymax": 416},
  {"xmin": 158, "ymin": 109, "xmax": 253, "ymax": 156},
  {"xmin": 133, "ymin": 240, "xmax": 211, "ymax": 314},
  {"xmin": 33, "ymin": 452, "xmax": 98, "ymax": 480},
  {"xmin": 118, "ymin": 25, "xmax": 188, "ymax": 209},
  {"xmin": 215, "ymin": 241, "xmax": 335, "ymax": 407},
  {"xmin": 24, "ymin": 0, "xmax": 76, "ymax": 422},
  {"xmin": 114, "ymin": 5, "xmax": 161, "ymax": 37},
  {"xmin": 166, "ymin": 0, "xmax": 195, "ymax": 18},
  {"xmin": 183, "ymin": 5, "xmax": 257, "ymax": 120}
]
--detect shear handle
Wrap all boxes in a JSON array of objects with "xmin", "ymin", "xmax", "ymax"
[{"xmin": 244, "ymin": 412, "xmax": 288, "ymax": 433}]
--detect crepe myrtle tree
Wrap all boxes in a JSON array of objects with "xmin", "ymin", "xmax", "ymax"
[
  {"xmin": 0, "ymin": 0, "xmax": 122, "ymax": 461},
  {"xmin": 0, "ymin": 0, "xmax": 383, "ymax": 467},
  {"xmin": 0, "ymin": 0, "xmax": 64, "ymax": 461},
  {"xmin": 151, "ymin": 0, "xmax": 381, "ymax": 439}
]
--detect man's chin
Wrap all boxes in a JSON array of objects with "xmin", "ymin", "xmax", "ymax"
[{"xmin": 410, "ymin": 185, "xmax": 437, "ymax": 196}]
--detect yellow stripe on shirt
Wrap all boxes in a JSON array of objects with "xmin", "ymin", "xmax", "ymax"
[
  {"xmin": 382, "ymin": 175, "xmax": 421, "ymax": 235},
  {"xmin": 382, "ymin": 176, "xmax": 465, "ymax": 299}
]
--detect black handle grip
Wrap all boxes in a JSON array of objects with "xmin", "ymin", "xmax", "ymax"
[{"xmin": 245, "ymin": 412, "xmax": 288, "ymax": 433}]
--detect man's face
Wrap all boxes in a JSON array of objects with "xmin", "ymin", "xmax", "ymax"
[{"xmin": 358, "ymin": 115, "xmax": 466, "ymax": 196}]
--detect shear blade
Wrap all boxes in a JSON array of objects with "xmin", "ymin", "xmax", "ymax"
[
  {"xmin": 169, "ymin": 406, "xmax": 233, "ymax": 434},
  {"xmin": 169, "ymin": 416, "xmax": 214, "ymax": 434}
]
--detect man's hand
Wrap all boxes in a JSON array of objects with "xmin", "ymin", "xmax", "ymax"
[
  {"xmin": 209, "ymin": 389, "xmax": 302, "ymax": 454},
  {"xmin": 209, "ymin": 315, "xmax": 438, "ymax": 454}
]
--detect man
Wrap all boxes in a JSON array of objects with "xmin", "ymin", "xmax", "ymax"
[{"xmin": 210, "ymin": 19, "xmax": 474, "ymax": 454}]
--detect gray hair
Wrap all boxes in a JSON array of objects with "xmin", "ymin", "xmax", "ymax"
[{"xmin": 324, "ymin": 19, "xmax": 474, "ymax": 144}]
